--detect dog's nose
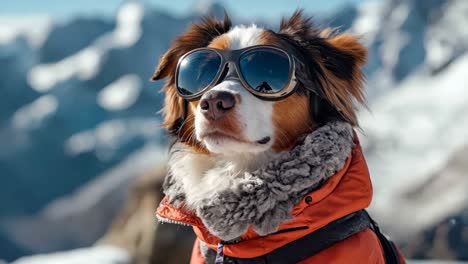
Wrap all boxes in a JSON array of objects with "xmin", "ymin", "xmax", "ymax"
[{"xmin": 199, "ymin": 90, "xmax": 236, "ymax": 120}]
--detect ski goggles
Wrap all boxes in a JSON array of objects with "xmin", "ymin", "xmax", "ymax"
[{"xmin": 175, "ymin": 45, "xmax": 298, "ymax": 101}]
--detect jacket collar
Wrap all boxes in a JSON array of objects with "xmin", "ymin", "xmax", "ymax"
[{"xmin": 157, "ymin": 122, "xmax": 371, "ymax": 241}]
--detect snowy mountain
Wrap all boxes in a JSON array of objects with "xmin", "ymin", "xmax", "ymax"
[
  {"xmin": 352, "ymin": 0, "xmax": 468, "ymax": 99},
  {"xmin": 355, "ymin": 0, "xmax": 468, "ymax": 259},
  {"xmin": 1, "ymin": 0, "xmax": 467, "ymax": 262},
  {"xmin": 0, "ymin": 2, "xmax": 171, "ymax": 260},
  {"xmin": 362, "ymin": 52, "xmax": 468, "ymax": 250},
  {"xmin": 0, "ymin": 1, "xmax": 233, "ymax": 261}
]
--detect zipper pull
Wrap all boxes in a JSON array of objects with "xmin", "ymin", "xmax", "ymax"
[{"xmin": 215, "ymin": 243, "xmax": 224, "ymax": 264}]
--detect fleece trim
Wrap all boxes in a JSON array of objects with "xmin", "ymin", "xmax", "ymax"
[{"xmin": 163, "ymin": 121, "xmax": 354, "ymax": 241}]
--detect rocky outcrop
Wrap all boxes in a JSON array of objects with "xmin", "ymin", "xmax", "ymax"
[{"xmin": 98, "ymin": 166, "xmax": 194, "ymax": 264}]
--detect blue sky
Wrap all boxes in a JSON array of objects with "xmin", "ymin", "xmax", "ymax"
[{"xmin": 0, "ymin": 0, "xmax": 364, "ymax": 19}]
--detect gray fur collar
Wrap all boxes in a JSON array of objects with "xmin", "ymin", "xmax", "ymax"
[{"xmin": 163, "ymin": 121, "xmax": 354, "ymax": 241}]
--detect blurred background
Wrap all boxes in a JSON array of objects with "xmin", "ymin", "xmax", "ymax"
[{"xmin": 1, "ymin": 0, "xmax": 468, "ymax": 263}]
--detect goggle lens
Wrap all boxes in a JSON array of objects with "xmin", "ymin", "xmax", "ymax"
[
  {"xmin": 177, "ymin": 50, "xmax": 221, "ymax": 96},
  {"xmin": 239, "ymin": 49, "xmax": 290, "ymax": 94}
]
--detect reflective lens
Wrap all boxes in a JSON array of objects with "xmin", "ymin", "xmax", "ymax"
[
  {"xmin": 177, "ymin": 50, "xmax": 222, "ymax": 96},
  {"xmin": 239, "ymin": 49, "xmax": 290, "ymax": 94}
]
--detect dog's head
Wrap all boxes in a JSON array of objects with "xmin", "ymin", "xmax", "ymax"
[{"xmin": 152, "ymin": 10, "xmax": 366, "ymax": 155}]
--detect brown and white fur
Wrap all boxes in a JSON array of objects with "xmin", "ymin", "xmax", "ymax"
[{"xmin": 151, "ymin": 10, "xmax": 367, "ymax": 211}]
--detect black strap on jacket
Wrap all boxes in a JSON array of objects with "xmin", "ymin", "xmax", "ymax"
[
  {"xmin": 213, "ymin": 210, "xmax": 401, "ymax": 264},
  {"xmin": 364, "ymin": 210, "xmax": 402, "ymax": 264}
]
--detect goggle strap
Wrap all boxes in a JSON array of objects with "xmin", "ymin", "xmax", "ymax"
[{"xmin": 309, "ymin": 92, "xmax": 344, "ymax": 126}]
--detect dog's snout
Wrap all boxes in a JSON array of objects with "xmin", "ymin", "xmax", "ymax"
[{"xmin": 200, "ymin": 91, "xmax": 236, "ymax": 120}]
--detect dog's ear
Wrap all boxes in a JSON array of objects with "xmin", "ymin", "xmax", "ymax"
[
  {"xmin": 319, "ymin": 30, "xmax": 367, "ymax": 78},
  {"xmin": 317, "ymin": 31, "xmax": 367, "ymax": 126},
  {"xmin": 153, "ymin": 47, "xmax": 186, "ymax": 135},
  {"xmin": 151, "ymin": 49, "xmax": 175, "ymax": 81},
  {"xmin": 280, "ymin": 10, "xmax": 367, "ymax": 126}
]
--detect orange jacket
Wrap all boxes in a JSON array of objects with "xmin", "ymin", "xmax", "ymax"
[{"xmin": 156, "ymin": 144, "xmax": 406, "ymax": 263}]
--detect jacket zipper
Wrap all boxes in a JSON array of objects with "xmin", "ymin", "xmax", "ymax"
[{"xmin": 156, "ymin": 214, "xmax": 191, "ymax": 227}]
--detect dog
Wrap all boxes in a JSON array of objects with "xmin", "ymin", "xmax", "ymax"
[{"xmin": 153, "ymin": 10, "xmax": 405, "ymax": 264}]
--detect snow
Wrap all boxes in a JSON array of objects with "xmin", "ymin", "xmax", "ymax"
[
  {"xmin": 65, "ymin": 118, "xmax": 160, "ymax": 158},
  {"xmin": 1, "ymin": 144, "xmax": 167, "ymax": 253},
  {"xmin": 65, "ymin": 130, "xmax": 96, "ymax": 156},
  {"xmin": 27, "ymin": 1, "xmax": 144, "ymax": 92},
  {"xmin": 352, "ymin": 0, "xmax": 420, "ymax": 99},
  {"xmin": 425, "ymin": 1, "xmax": 468, "ymax": 70},
  {"xmin": 0, "ymin": 16, "xmax": 52, "ymax": 47},
  {"xmin": 362, "ymin": 53, "xmax": 468, "ymax": 240},
  {"xmin": 11, "ymin": 95, "xmax": 58, "ymax": 130},
  {"xmin": 375, "ymin": 2, "xmax": 411, "ymax": 88},
  {"xmin": 114, "ymin": 1, "xmax": 144, "ymax": 47},
  {"xmin": 43, "ymin": 144, "xmax": 165, "ymax": 220},
  {"xmin": 11, "ymin": 245, "xmax": 131, "ymax": 264},
  {"xmin": 97, "ymin": 74, "xmax": 142, "ymax": 111},
  {"xmin": 351, "ymin": 0, "xmax": 384, "ymax": 44},
  {"xmin": 27, "ymin": 47, "xmax": 101, "ymax": 92}
]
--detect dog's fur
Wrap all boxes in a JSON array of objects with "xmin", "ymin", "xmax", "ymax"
[{"xmin": 152, "ymin": 10, "xmax": 367, "ymax": 227}]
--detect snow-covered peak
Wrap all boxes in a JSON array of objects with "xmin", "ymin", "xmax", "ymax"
[
  {"xmin": 12, "ymin": 245, "xmax": 131, "ymax": 264},
  {"xmin": 0, "ymin": 16, "xmax": 52, "ymax": 47},
  {"xmin": 11, "ymin": 95, "xmax": 58, "ymax": 130},
  {"xmin": 350, "ymin": 1, "xmax": 384, "ymax": 45},
  {"xmin": 114, "ymin": 1, "xmax": 144, "ymax": 47},
  {"xmin": 27, "ymin": 47, "xmax": 102, "ymax": 92},
  {"xmin": 26, "ymin": 1, "xmax": 146, "ymax": 93},
  {"xmin": 425, "ymin": 1, "xmax": 468, "ymax": 71},
  {"xmin": 97, "ymin": 74, "xmax": 141, "ymax": 111},
  {"xmin": 192, "ymin": 0, "xmax": 226, "ymax": 18},
  {"xmin": 359, "ymin": 0, "xmax": 459, "ymax": 100},
  {"xmin": 117, "ymin": 1, "xmax": 144, "ymax": 24}
]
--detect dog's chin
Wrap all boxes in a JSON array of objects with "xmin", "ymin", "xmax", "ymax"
[{"xmin": 201, "ymin": 134, "xmax": 272, "ymax": 154}]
